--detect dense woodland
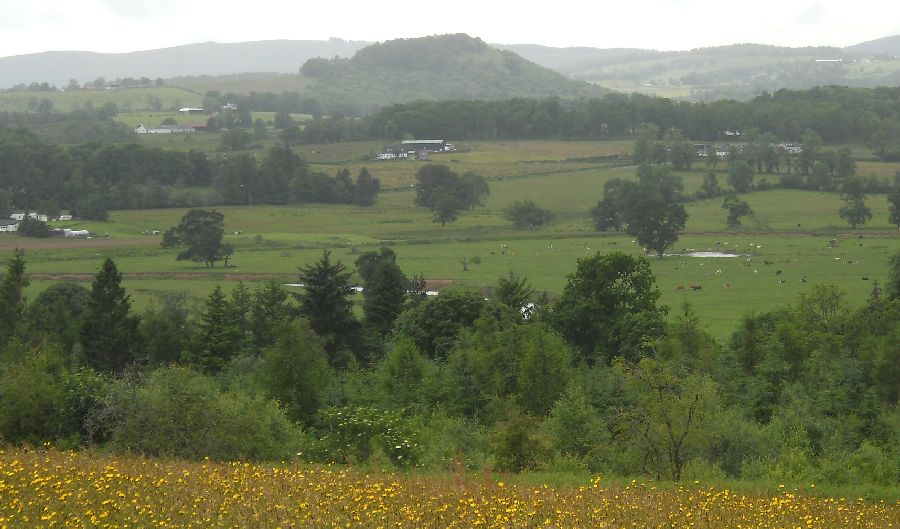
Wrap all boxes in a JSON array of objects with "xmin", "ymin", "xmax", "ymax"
[{"xmin": 0, "ymin": 246, "xmax": 897, "ymax": 485}]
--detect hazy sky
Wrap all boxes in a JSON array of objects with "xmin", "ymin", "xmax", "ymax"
[{"xmin": 2, "ymin": 0, "xmax": 899, "ymax": 58}]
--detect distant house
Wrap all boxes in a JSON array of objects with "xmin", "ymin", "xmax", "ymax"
[
  {"xmin": 178, "ymin": 107, "xmax": 204, "ymax": 114},
  {"xmin": 0, "ymin": 219, "xmax": 18, "ymax": 233},
  {"xmin": 10, "ymin": 213, "xmax": 25, "ymax": 221},
  {"xmin": 57, "ymin": 214, "xmax": 73, "ymax": 221}
]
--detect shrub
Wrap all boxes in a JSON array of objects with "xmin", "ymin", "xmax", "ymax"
[{"xmin": 101, "ymin": 365, "xmax": 301, "ymax": 461}]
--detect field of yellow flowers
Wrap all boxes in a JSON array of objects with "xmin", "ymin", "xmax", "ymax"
[{"xmin": 0, "ymin": 447, "xmax": 896, "ymax": 528}]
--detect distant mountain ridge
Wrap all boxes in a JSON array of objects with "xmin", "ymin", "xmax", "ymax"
[
  {"xmin": 0, "ymin": 39, "xmax": 369, "ymax": 88},
  {"xmin": 2, "ymin": 34, "xmax": 900, "ymax": 102}
]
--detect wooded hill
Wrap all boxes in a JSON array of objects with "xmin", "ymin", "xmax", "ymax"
[
  {"xmin": 299, "ymin": 34, "xmax": 607, "ymax": 114},
  {"xmin": 500, "ymin": 41, "xmax": 900, "ymax": 102}
]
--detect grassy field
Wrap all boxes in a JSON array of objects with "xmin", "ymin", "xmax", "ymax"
[
  {"xmin": 1, "ymin": 448, "xmax": 895, "ymax": 528},
  {"xmin": 0, "ymin": 86, "xmax": 202, "ymax": 113},
  {"xmin": 167, "ymin": 72, "xmax": 313, "ymax": 94},
  {"xmin": 3, "ymin": 144, "xmax": 897, "ymax": 341}
]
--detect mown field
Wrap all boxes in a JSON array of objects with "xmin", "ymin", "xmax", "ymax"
[
  {"xmin": 2, "ymin": 138, "xmax": 897, "ymax": 341},
  {"xmin": 0, "ymin": 448, "xmax": 896, "ymax": 529}
]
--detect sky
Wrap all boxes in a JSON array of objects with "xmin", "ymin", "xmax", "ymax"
[{"xmin": 1, "ymin": 0, "xmax": 899, "ymax": 58}]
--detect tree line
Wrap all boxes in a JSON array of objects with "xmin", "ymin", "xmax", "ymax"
[
  {"xmin": 1, "ymin": 247, "xmax": 897, "ymax": 487},
  {"xmin": 0, "ymin": 129, "xmax": 379, "ymax": 218}
]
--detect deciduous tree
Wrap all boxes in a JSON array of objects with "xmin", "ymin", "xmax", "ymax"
[
  {"xmin": 549, "ymin": 252, "xmax": 666, "ymax": 364},
  {"xmin": 161, "ymin": 209, "xmax": 233, "ymax": 267}
]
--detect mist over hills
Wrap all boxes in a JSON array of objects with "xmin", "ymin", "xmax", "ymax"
[
  {"xmin": 2, "ymin": 33, "xmax": 900, "ymax": 104},
  {"xmin": 0, "ymin": 39, "xmax": 369, "ymax": 88}
]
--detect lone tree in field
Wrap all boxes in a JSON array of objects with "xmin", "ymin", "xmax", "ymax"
[
  {"xmin": 722, "ymin": 194, "xmax": 754, "ymax": 228},
  {"xmin": 504, "ymin": 200, "xmax": 554, "ymax": 229},
  {"xmin": 414, "ymin": 164, "xmax": 489, "ymax": 226},
  {"xmin": 591, "ymin": 165, "xmax": 688, "ymax": 256},
  {"xmin": 839, "ymin": 175, "xmax": 872, "ymax": 228},
  {"xmin": 162, "ymin": 209, "xmax": 233, "ymax": 267}
]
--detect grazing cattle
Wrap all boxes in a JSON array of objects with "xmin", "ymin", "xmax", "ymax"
[
  {"xmin": 724, "ymin": 283, "xmax": 731, "ymax": 288},
  {"xmin": 690, "ymin": 285, "xmax": 702, "ymax": 291},
  {"xmin": 775, "ymin": 270, "xmax": 782, "ymax": 275},
  {"xmin": 801, "ymin": 277, "xmax": 807, "ymax": 283},
  {"xmin": 676, "ymin": 285, "xmax": 685, "ymax": 290},
  {"xmin": 779, "ymin": 280, "xmax": 786, "ymax": 284},
  {"xmin": 862, "ymin": 277, "xmax": 870, "ymax": 281}
]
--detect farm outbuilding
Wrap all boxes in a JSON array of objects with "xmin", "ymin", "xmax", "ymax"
[
  {"xmin": 400, "ymin": 139, "xmax": 456, "ymax": 152},
  {"xmin": 0, "ymin": 219, "xmax": 19, "ymax": 233}
]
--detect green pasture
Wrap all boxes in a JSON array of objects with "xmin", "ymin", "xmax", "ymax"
[
  {"xmin": 13, "ymin": 229, "xmax": 896, "ymax": 340},
  {"xmin": 5, "ymin": 164, "xmax": 897, "ymax": 340},
  {"xmin": 0, "ymin": 87, "xmax": 202, "ymax": 113},
  {"xmin": 168, "ymin": 73, "xmax": 313, "ymax": 95}
]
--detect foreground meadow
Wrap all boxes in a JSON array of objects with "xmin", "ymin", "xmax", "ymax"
[{"xmin": 0, "ymin": 448, "xmax": 896, "ymax": 529}]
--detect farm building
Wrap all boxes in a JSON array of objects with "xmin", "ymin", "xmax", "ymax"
[
  {"xmin": 134, "ymin": 124, "xmax": 196, "ymax": 134},
  {"xmin": 178, "ymin": 107, "xmax": 204, "ymax": 114},
  {"xmin": 400, "ymin": 139, "xmax": 456, "ymax": 152},
  {"xmin": 10, "ymin": 213, "xmax": 25, "ymax": 221},
  {"xmin": 0, "ymin": 219, "xmax": 18, "ymax": 233}
]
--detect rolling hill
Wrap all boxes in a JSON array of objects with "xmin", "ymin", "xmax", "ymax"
[
  {"xmin": 3, "ymin": 34, "xmax": 900, "ymax": 106},
  {"xmin": 500, "ymin": 40, "xmax": 900, "ymax": 101},
  {"xmin": 300, "ymin": 34, "xmax": 607, "ymax": 114}
]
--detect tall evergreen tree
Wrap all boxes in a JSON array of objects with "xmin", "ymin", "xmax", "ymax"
[
  {"xmin": 80, "ymin": 258, "xmax": 141, "ymax": 372},
  {"xmin": 186, "ymin": 285, "xmax": 240, "ymax": 373},
  {"xmin": 294, "ymin": 250, "xmax": 361, "ymax": 365},
  {"xmin": 363, "ymin": 260, "xmax": 407, "ymax": 338},
  {"xmin": 251, "ymin": 279, "xmax": 292, "ymax": 352},
  {"xmin": 0, "ymin": 249, "xmax": 28, "ymax": 343}
]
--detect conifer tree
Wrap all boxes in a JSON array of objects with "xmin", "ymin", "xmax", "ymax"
[
  {"xmin": 294, "ymin": 250, "xmax": 361, "ymax": 365},
  {"xmin": 0, "ymin": 249, "xmax": 28, "ymax": 343},
  {"xmin": 186, "ymin": 285, "xmax": 240, "ymax": 373},
  {"xmin": 80, "ymin": 258, "xmax": 141, "ymax": 372},
  {"xmin": 363, "ymin": 260, "xmax": 407, "ymax": 337}
]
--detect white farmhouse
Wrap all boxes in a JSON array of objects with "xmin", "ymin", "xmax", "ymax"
[{"xmin": 0, "ymin": 219, "xmax": 18, "ymax": 233}]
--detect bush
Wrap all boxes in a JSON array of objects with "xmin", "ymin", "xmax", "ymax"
[
  {"xmin": 0, "ymin": 346, "xmax": 106, "ymax": 447},
  {"xmin": 101, "ymin": 366, "xmax": 301, "ymax": 461}
]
